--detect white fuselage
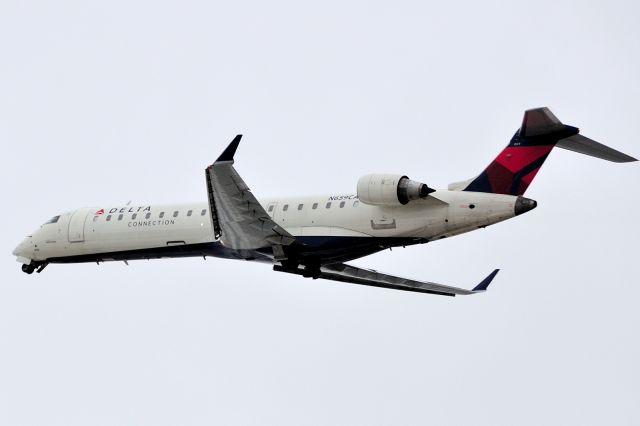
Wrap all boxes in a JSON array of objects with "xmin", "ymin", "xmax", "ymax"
[{"xmin": 13, "ymin": 190, "xmax": 519, "ymax": 265}]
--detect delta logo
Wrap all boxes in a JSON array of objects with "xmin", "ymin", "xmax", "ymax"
[{"xmin": 95, "ymin": 209, "xmax": 105, "ymax": 215}]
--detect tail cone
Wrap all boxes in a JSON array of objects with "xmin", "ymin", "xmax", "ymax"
[{"xmin": 515, "ymin": 196, "xmax": 537, "ymax": 216}]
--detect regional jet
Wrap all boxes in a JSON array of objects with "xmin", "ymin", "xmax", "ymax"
[{"xmin": 12, "ymin": 108, "xmax": 637, "ymax": 296}]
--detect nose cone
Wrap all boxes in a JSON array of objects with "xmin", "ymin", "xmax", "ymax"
[
  {"xmin": 13, "ymin": 237, "xmax": 30, "ymax": 257},
  {"xmin": 515, "ymin": 196, "xmax": 537, "ymax": 216}
]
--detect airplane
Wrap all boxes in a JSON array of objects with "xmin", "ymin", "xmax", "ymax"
[{"xmin": 12, "ymin": 108, "xmax": 637, "ymax": 296}]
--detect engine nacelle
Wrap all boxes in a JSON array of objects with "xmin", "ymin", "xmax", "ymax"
[{"xmin": 357, "ymin": 174, "xmax": 435, "ymax": 206}]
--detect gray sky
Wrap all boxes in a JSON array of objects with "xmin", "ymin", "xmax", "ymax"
[{"xmin": 1, "ymin": 1, "xmax": 639, "ymax": 425}]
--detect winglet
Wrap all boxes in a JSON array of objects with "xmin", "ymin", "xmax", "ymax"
[
  {"xmin": 215, "ymin": 134, "xmax": 242, "ymax": 163},
  {"xmin": 472, "ymin": 269, "xmax": 500, "ymax": 292}
]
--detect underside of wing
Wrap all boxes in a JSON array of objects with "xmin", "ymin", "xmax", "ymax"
[
  {"xmin": 206, "ymin": 135, "xmax": 296, "ymax": 251},
  {"xmin": 275, "ymin": 263, "xmax": 499, "ymax": 296}
]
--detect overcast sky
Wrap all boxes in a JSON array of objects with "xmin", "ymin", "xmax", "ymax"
[{"xmin": 1, "ymin": 1, "xmax": 639, "ymax": 425}]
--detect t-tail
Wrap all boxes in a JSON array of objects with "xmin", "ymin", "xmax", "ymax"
[{"xmin": 450, "ymin": 107, "xmax": 637, "ymax": 196}]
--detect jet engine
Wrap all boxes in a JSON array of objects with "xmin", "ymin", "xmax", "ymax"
[{"xmin": 357, "ymin": 174, "xmax": 435, "ymax": 206}]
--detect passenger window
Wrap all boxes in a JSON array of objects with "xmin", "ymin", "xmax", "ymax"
[
  {"xmin": 145, "ymin": 212, "xmax": 151, "ymax": 219},
  {"xmin": 312, "ymin": 203, "xmax": 318, "ymax": 209},
  {"xmin": 93, "ymin": 216, "xmax": 99, "ymax": 222},
  {"xmin": 283, "ymin": 204, "xmax": 289, "ymax": 211},
  {"xmin": 298, "ymin": 204, "xmax": 303, "ymax": 210},
  {"xmin": 353, "ymin": 201, "xmax": 359, "ymax": 207},
  {"xmin": 106, "ymin": 215, "xmax": 112, "ymax": 221},
  {"xmin": 340, "ymin": 201, "xmax": 345, "ymax": 208},
  {"xmin": 173, "ymin": 211, "xmax": 179, "ymax": 218},
  {"xmin": 187, "ymin": 210, "xmax": 193, "ymax": 216},
  {"xmin": 132, "ymin": 213, "xmax": 137, "ymax": 220},
  {"xmin": 326, "ymin": 202, "xmax": 332, "ymax": 209},
  {"xmin": 118, "ymin": 214, "xmax": 123, "ymax": 221},
  {"xmin": 201, "ymin": 209, "xmax": 207, "ymax": 216},
  {"xmin": 268, "ymin": 205, "xmax": 274, "ymax": 212},
  {"xmin": 159, "ymin": 212, "xmax": 165, "ymax": 218}
]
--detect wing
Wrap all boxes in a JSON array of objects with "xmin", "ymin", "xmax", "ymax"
[
  {"xmin": 206, "ymin": 135, "xmax": 296, "ymax": 250},
  {"xmin": 274, "ymin": 263, "xmax": 500, "ymax": 297}
]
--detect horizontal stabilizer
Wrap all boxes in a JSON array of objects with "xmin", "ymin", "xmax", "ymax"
[{"xmin": 556, "ymin": 134, "xmax": 637, "ymax": 163}]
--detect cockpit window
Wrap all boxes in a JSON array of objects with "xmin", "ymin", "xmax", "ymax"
[{"xmin": 43, "ymin": 215, "xmax": 60, "ymax": 225}]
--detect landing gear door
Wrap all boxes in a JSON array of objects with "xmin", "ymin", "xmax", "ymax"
[{"xmin": 68, "ymin": 208, "xmax": 93, "ymax": 243}]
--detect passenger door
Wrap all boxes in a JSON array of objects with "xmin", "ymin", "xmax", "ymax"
[{"xmin": 68, "ymin": 208, "xmax": 94, "ymax": 242}]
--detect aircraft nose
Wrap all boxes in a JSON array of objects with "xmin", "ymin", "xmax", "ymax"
[
  {"xmin": 515, "ymin": 196, "xmax": 538, "ymax": 216},
  {"xmin": 13, "ymin": 237, "xmax": 30, "ymax": 257}
]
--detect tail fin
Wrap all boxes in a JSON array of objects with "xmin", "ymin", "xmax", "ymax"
[{"xmin": 456, "ymin": 108, "xmax": 637, "ymax": 196}]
